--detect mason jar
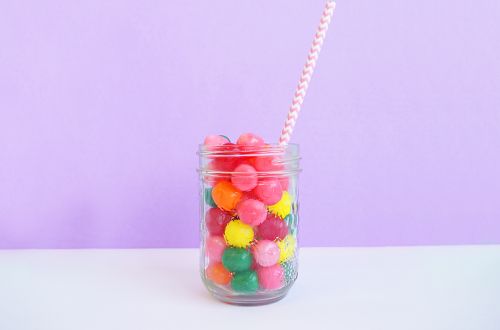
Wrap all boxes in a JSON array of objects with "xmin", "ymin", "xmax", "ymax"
[{"xmin": 198, "ymin": 143, "xmax": 300, "ymax": 305}]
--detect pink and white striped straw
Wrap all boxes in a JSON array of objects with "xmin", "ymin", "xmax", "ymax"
[{"xmin": 279, "ymin": 0, "xmax": 336, "ymax": 146}]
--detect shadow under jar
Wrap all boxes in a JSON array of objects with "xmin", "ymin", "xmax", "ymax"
[{"xmin": 198, "ymin": 143, "xmax": 301, "ymax": 305}]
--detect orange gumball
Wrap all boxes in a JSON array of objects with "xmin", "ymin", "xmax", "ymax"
[
  {"xmin": 211, "ymin": 181, "xmax": 242, "ymax": 211},
  {"xmin": 206, "ymin": 263, "xmax": 232, "ymax": 285}
]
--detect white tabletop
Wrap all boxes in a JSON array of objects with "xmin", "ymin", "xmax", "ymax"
[{"xmin": 0, "ymin": 246, "xmax": 499, "ymax": 330}]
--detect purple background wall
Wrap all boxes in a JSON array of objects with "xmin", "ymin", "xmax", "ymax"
[{"xmin": 1, "ymin": 0, "xmax": 499, "ymax": 248}]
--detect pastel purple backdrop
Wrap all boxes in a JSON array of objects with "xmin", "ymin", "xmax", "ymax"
[{"xmin": 1, "ymin": 0, "xmax": 499, "ymax": 249}]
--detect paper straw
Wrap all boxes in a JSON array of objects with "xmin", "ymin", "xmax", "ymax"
[{"xmin": 279, "ymin": 0, "xmax": 336, "ymax": 146}]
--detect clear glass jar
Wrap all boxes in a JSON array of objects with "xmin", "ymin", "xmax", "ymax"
[{"xmin": 198, "ymin": 143, "xmax": 301, "ymax": 305}]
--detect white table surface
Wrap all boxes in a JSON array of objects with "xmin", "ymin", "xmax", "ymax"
[{"xmin": 0, "ymin": 246, "xmax": 499, "ymax": 330}]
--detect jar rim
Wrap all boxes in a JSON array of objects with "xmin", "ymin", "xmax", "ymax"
[
  {"xmin": 197, "ymin": 143, "xmax": 300, "ymax": 176},
  {"xmin": 197, "ymin": 143, "xmax": 299, "ymax": 158}
]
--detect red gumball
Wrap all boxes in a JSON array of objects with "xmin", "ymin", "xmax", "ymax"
[
  {"xmin": 257, "ymin": 213, "xmax": 288, "ymax": 241},
  {"xmin": 205, "ymin": 208, "xmax": 232, "ymax": 235}
]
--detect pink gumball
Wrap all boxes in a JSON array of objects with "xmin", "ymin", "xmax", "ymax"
[
  {"xmin": 254, "ymin": 178, "xmax": 283, "ymax": 205},
  {"xmin": 279, "ymin": 177, "xmax": 289, "ymax": 191},
  {"xmin": 237, "ymin": 199, "xmax": 267, "ymax": 226},
  {"xmin": 257, "ymin": 264, "xmax": 284, "ymax": 290},
  {"xmin": 254, "ymin": 156, "xmax": 284, "ymax": 172},
  {"xmin": 206, "ymin": 236, "xmax": 226, "ymax": 263},
  {"xmin": 236, "ymin": 133, "xmax": 265, "ymax": 150},
  {"xmin": 204, "ymin": 134, "xmax": 230, "ymax": 146},
  {"xmin": 253, "ymin": 240, "xmax": 280, "ymax": 267},
  {"xmin": 231, "ymin": 164, "xmax": 258, "ymax": 191}
]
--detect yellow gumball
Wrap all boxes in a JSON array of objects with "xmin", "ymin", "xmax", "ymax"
[
  {"xmin": 277, "ymin": 234, "xmax": 296, "ymax": 263},
  {"xmin": 268, "ymin": 191, "xmax": 292, "ymax": 219},
  {"xmin": 224, "ymin": 220, "xmax": 254, "ymax": 248}
]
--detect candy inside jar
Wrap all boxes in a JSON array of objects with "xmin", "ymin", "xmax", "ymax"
[{"xmin": 198, "ymin": 133, "xmax": 300, "ymax": 305}]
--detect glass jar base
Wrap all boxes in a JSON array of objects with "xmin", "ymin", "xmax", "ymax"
[{"xmin": 207, "ymin": 285, "xmax": 291, "ymax": 306}]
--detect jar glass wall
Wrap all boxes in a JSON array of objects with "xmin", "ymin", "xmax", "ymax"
[{"xmin": 198, "ymin": 144, "xmax": 300, "ymax": 305}]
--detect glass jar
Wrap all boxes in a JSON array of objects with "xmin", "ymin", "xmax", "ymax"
[{"xmin": 198, "ymin": 143, "xmax": 301, "ymax": 305}]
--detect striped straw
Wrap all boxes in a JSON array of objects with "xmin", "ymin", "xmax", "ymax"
[{"xmin": 279, "ymin": 0, "xmax": 336, "ymax": 146}]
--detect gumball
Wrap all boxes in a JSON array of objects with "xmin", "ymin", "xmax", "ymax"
[
  {"xmin": 205, "ymin": 235, "xmax": 226, "ymax": 263},
  {"xmin": 236, "ymin": 199, "xmax": 267, "ymax": 226},
  {"xmin": 268, "ymin": 191, "xmax": 292, "ymax": 218},
  {"xmin": 204, "ymin": 161, "xmax": 232, "ymax": 186},
  {"xmin": 238, "ymin": 190, "xmax": 258, "ymax": 204},
  {"xmin": 204, "ymin": 134, "xmax": 230, "ymax": 147},
  {"xmin": 257, "ymin": 264, "xmax": 284, "ymax": 290},
  {"xmin": 231, "ymin": 270, "xmax": 259, "ymax": 293},
  {"xmin": 254, "ymin": 178, "xmax": 283, "ymax": 205},
  {"xmin": 212, "ymin": 181, "xmax": 242, "ymax": 211},
  {"xmin": 253, "ymin": 240, "xmax": 280, "ymax": 267},
  {"xmin": 236, "ymin": 133, "xmax": 265, "ymax": 150},
  {"xmin": 257, "ymin": 213, "xmax": 288, "ymax": 240},
  {"xmin": 235, "ymin": 156, "xmax": 257, "ymax": 168},
  {"xmin": 231, "ymin": 164, "xmax": 258, "ymax": 191},
  {"xmin": 277, "ymin": 234, "xmax": 296, "ymax": 263},
  {"xmin": 206, "ymin": 262, "xmax": 232, "ymax": 285},
  {"xmin": 222, "ymin": 247, "xmax": 252, "ymax": 272},
  {"xmin": 205, "ymin": 208, "xmax": 232, "ymax": 236},
  {"xmin": 224, "ymin": 220, "xmax": 254, "ymax": 248},
  {"xmin": 279, "ymin": 177, "xmax": 289, "ymax": 191},
  {"xmin": 210, "ymin": 158, "xmax": 236, "ymax": 172},
  {"xmin": 204, "ymin": 188, "xmax": 217, "ymax": 207},
  {"xmin": 254, "ymin": 156, "xmax": 284, "ymax": 172}
]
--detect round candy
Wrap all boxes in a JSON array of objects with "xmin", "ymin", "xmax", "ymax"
[
  {"xmin": 210, "ymin": 158, "xmax": 237, "ymax": 172},
  {"xmin": 231, "ymin": 164, "xmax": 258, "ymax": 191},
  {"xmin": 204, "ymin": 134, "xmax": 230, "ymax": 146},
  {"xmin": 222, "ymin": 247, "xmax": 252, "ymax": 272},
  {"xmin": 279, "ymin": 177, "xmax": 289, "ymax": 191},
  {"xmin": 268, "ymin": 191, "xmax": 292, "ymax": 218},
  {"xmin": 212, "ymin": 181, "xmax": 242, "ymax": 211},
  {"xmin": 204, "ymin": 161, "xmax": 232, "ymax": 186},
  {"xmin": 238, "ymin": 189, "xmax": 258, "ymax": 204},
  {"xmin": 205, "ymin": 235, "xmax": 226, "ymax": 263},
  {"xmin": 205, "ymin": 208, "xmax": 232, "ymax": 236},
  {"xmin": 257, "ymin": 213, "xmax": 288, "ymax": 241},
  {"xmin": 206, "ymin": 262, "xmax": 232, "ymax": 285},
  {"xmin": 253, "ymin": 240, "xmax": 280, "ymax": 267},
  {"xmin": 224, "ymin": 220, "xmax": 254, "ymax": 248},
  {"xmin": 231, "ymin": 270, "xmax": 259, "ymax": 293},
  {"xmin": 254, "ymin": 178, "xmax": 283, "ymax": 205},
  {"xmin": 236, "ymin": 199, "xmax": 267, "ymax": 226},
  {"xmin": 204, "ymin": 188, "xmax": 217, "ymax": 207},
  {"xmin": 257, "ymin": 264, "xmax": 284, "ymax": 290},
  {"xmin": 217, "ymin": 143, "xmax": 241, "ymax": 168},
  {"xmin": 236, "ymin": 133, "xmax": 265, "ymax": 150},
  {"xmin": 254, "ymin": 156, "xmax": 284, "ymax": 172},
  {"xmin": 277, "ymin": 234, "xmax": 296, "ymax": 263}
]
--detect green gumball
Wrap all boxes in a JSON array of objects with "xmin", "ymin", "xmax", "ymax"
[
  {"xmin": 222, "ymin": 247, "xmax": 252, "ymax": 272},
  {"xmin": 204, "ymin": 187, "xmax": 217, "ymax": 207},
  {"xmin": 231, "ymin": 270, "xmax": 259, "ymax": 293}
]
